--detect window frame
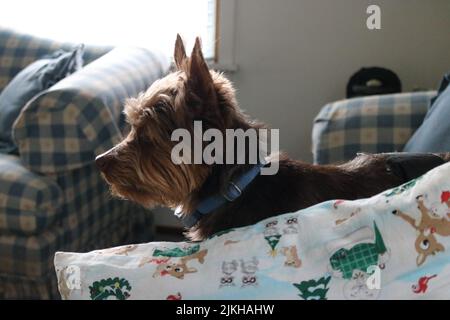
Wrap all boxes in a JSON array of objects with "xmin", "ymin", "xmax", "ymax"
[{"xmin": 209, "ymin": 0, "xmax": 238, "ymax": 72}]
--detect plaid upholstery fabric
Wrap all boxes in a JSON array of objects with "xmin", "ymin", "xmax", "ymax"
[
  {"xmin": 0, "ymin": 26, "xmax": 110, "ymax": 93},
  {"xmin": 13, "ymin": 46, "xmax": 167, "ymax": 173},
  {"xmin": 0, "ymin": 28, "xmax": 169, "ymax": 299},
  {"xmin": 0, "ymin": 154, "xmax": 63, "ymax": 235},
  {"xmin": 312, "ymin": 91, "xmax": 436, "ymax": 164},
  {"xmin": 0, "ymin": 164, "xmax": 155, "ymax": 299}
]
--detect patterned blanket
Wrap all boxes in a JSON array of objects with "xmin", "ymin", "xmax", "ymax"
[{"xmin": 54, "ymin": 163, "xmax": 450, "ymax": 300}]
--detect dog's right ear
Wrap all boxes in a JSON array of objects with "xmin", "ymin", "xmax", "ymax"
[
  {"xmin": 188, "ymin": 37, "xmax": 216, "ymax": 103},
  {"xmin": 174, "ymin": 34, "xmax": 187, "ymax": 70}
]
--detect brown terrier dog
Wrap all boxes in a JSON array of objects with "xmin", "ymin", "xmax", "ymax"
[{"xmin": 96, "ymin": 35, "xmax": 449, "ymax": 241}]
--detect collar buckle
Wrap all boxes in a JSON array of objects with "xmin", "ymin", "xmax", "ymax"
[{"xmin": 222, "ymin": 181, "xmax": 242, "ymax": 202}]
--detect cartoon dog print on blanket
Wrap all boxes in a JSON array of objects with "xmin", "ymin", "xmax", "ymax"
[
  {"xmin": 240, "ymin": 257, "xmax": 259, "ymax": 287},
  {"xmin": 150, "ymin": 244, "xmax": 208, "ymax": 279},
  {"xmin": 343, "ymin": 271, "xmax": 380, "ymax": 300},
  {"xmin": 280, "ymin": 246, "xmax": 302, "ymax": 268},
  {"xmin": 220, "ymin": 260, "xmax": 238, "ymax": 287},
  {"xmin": 219, "ymin": 258, "xmax": 259, "ymax": 288},
  {"xmin": 282, "ymin": 216, "xmax": 299, "ymax": 234},
  {"xmin": 393, "ymin": 192, "xmax": 450, "ymax": 266}
]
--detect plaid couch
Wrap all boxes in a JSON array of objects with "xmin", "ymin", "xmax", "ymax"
[
  {"xmin": 312, "ymin": 91, "xmax": 437, "ymax": 164},
  {"xmin": 0, "ymin": 27, "xmax": 169, "ymax": 299}
]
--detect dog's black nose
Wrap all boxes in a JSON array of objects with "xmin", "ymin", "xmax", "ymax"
[{"xmin": 95, "ymin": 153, "xmax": 112, "ymax": 171}]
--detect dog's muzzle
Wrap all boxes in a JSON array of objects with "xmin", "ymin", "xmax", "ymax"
[{"xmin": 95, "ymin": 148, "xmax": 117, "ymax": 172}]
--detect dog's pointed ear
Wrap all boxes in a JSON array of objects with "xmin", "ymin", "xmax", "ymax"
[
  {"xmin": 188, "ymin": 37, "xmax": 216, "ymax": 101},
  {"xmin": 174, "ymin": 34, "xmax": 187, "ymax": 69}
]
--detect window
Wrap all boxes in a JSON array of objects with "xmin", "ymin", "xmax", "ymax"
[{"xmin": 0, "ymin": 0, "xmax": 217, "ymax": 59}]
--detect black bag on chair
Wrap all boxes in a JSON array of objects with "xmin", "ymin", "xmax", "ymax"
[{"xmin": 346, "ymin": 67, "xmax": 402, "ymax": 98}]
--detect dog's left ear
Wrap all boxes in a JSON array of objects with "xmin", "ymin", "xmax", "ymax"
[
  {"xmin": 188, "ymin": 37, "xmax": 216, "ymax": 103},
  {"xmin": 174, "ymin": 34, "xmax": 187, "ymax": 69}
]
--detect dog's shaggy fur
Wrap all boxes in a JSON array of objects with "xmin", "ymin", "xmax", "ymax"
[{"xmin": 96, "ymin": 35, "xmax": 450, "ymax": 241}]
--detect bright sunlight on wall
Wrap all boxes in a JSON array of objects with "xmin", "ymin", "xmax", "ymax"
[{"xmin": 0, "ymin": 0, "xmax": 216, "ymax": 59}]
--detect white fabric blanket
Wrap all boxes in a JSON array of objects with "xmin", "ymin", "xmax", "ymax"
[{"xmin": 54, "ymin": 163, "xmax": 450, "ymax": 300}]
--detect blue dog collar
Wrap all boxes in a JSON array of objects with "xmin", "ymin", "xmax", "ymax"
[{"xmin": 175, "ymin": 160, "xmax": 269, "ymax": 228}]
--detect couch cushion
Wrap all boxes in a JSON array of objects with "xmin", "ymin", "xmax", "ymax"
[
  {"xmin": 0, "ymin": 46, "xmax": 84, "ymax": 154},
  {"xmin": 12, "ymin": 47, "xmax": 169, "ymax": 173},
  {"xmin": 0, "ymin": 154, "xmax": 63, "ymax": 235},
  {"xmin": 0, "ymin": 27, "xmax": 110, "ymax": 93},
  {"xmin": 404, "ymin": 73, "xmax": 450, "ymax": 152},
  {"xmin": 312, "ymin": 92, "xmax": 434, "ymax": 164}
]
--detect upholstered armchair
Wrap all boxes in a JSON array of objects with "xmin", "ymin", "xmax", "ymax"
[{"xmin": 0, "ymin": 27, "xmax": 169, "ymax": 299}]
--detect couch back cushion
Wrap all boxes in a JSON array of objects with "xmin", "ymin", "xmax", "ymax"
[
  {"xmin": 404, "ymin": 73, "xmax": 450, "ymax": 153},
  {"xmin": 312, "ymin": 92, "xmax": 434, "ymax": 164},
  {"xmin": 0, "ymin": 45, "xmax": 84, "ymax": 154},
  {"xmin": 0, "ymin": 27, "xmax": 110, "ymax": 93},
  {"xmin": 12, "ymin": 47, "xmax": 169, "ymax": 173}
]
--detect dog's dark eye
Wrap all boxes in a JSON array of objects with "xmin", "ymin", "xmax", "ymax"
[{"xmin": 153, "ymin": 101, "xmax": 166, "ymax": 111}]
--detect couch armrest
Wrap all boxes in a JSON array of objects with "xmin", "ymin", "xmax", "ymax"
[
  {"xmin": 0, "ymin": 154, "xmax": 63, "ymax": 235},
  {"xmin": 12, "ymin": 47, "xmax": 169, "ymax": 173},
  {"xmin": 312, "ymin": 91, "xmax": 436, "ymax": 164}
]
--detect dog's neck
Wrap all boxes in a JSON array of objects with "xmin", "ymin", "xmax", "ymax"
[
  {"xmin": 179, "ymin": 154, "xmax": 309, "ymax": 239},
  {"xmin": 179, "ymin": 160, "xmax": 261, "ymax": 216},
  {"xmin": 176, "ymin": 158, "xmax": 269, "ymax": 228}
]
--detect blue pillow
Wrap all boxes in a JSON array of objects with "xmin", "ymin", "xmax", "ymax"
[
  {"xmin": 404, "ymin": 73, "xmax": 450, "ymax": 152},
  {"xmin": 0, "ymin": 45, "xmax": 84, "ymax": 154}
]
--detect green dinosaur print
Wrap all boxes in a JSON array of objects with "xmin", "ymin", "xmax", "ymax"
[
  {"xmin": 329, "ymin": 222, "xmax": 387, "ymax": 280},
  {"xmin": 153, "ymin": 244, "xmax": 200, "ymax": 257},
  {"xmin": 89, "ymin": 277, "xmax": 131, "ymax": 300},
  {"xmin": 384, "ymin": 176, "xmax": 422, "ymax": 197},
  {"xmin": 293, "ymin": 275, "xmax": 331, "ymax": 300}
]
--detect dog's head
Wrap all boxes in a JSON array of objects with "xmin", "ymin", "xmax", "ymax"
[{"xmin": 95, "ymin": 35, "xmax": 248, "ymax": 209}]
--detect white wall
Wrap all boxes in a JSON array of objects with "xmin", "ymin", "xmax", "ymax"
[{"xmin": 228, "ymin": 0, "xmax": 450, "ymax": 162}]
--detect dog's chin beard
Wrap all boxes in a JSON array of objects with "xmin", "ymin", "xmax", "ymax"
[
  {"xmin": 110, "ymin": 184, "xmax": 157, "ymax": 208},
  {"xmin": 100, "ymin": 174, "xmax": 152, "ymax": 207},
  {"xmin": 107, "ymin": 178, "xmax": 173, "ymax": 209}
]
